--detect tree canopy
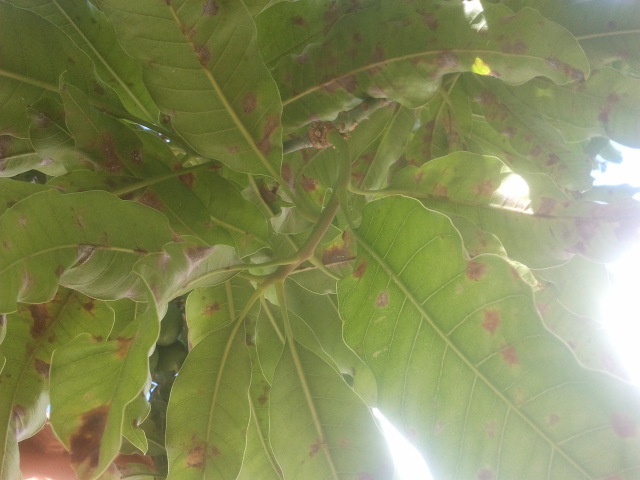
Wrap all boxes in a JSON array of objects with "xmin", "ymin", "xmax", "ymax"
[{"xmin": 1, "ymin": 0, "xmax": 640, "ymax": 479}]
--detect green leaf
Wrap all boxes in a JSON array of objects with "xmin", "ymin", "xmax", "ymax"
[
  {"xmin": 465, "ymin": 76, "xmax": 592, "ymax": 190},
  {"xmin": 0, "ymin": 189, "xmax": 175, "ymax": 313},
  {"xmin": 0, "ymin": 2, "xmax": 121, "ymax": 138},
  {"xmin": 508, "ymin": 0, "xmax": 640, "ymax": 74},
  {"xmin": 338, "ymin": 196, "xmax": 640, "ymax": 479},
  {"xmin": 185, "ymin": 278, "xmax": 258, "ymax": 349},
  {"xmin": 270, "ymin": 2, "xmax": 589, "ymax": 127},
  {"xmin": 270, "ymin": 339, "xmax": 393, "ymax": 479},
  {"xmin": 387, "ymin": 152, "xmax": 640, "ymax": 268},
  {"xmin": 0, "ymin": 135, "xmax": 44, "ymax": 177},
  {"xmin": 507, "ymin": 67, "xmax": 640, "ymax": 149},
  {"xmin": 0, "ymin": 289, "xmax": 113, "ymax": 480},
  {"xmin": 100, "ymin": 0, "xmax": 283, "ymax": 177},
  {"xmin": 165, "ymin": 320, "xmax": 252, "ymax": 480},
  {"xmin": 50, "ymin": 299, "xmax": 158, "ymax": 479},
  {"xmin": 5, "ymin": 0, "xmax": 159, "ymax": 123}
]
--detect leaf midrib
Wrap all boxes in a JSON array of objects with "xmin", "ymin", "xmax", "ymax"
[{"xmin": 351, "ymin": 206, "xmax": 593, "ymax": 479}]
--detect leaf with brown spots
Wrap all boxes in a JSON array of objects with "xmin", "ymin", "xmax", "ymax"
[
  {"xmin": 339, "ymin": 196, "xmax": 640, "ymax": 479},
  {"xmin": 0, "ymin": 289, "xmax": 113, "ymax": 480},
  {"xmin": 101, "ymin": 0, "xmax": 283, "ymax": 177},
  {"xmin": 50, "ymin": 300, "xmax": 159, "ymax": 479},
  {"xmin": 270, "ymin": 339, "xmax": 393, "ymax": 479},
  {"xmin": 165, "ymin": 314, "xmax": 252, "ymax": 479}
]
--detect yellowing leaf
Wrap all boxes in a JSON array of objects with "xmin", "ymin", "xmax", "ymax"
[{"xmin": 472, "ymin": 57, "xmax": 492, "ymax": 76}]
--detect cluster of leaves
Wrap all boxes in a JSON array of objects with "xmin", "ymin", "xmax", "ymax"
[{"xmin": 1, "ymin": 0, "xmax": 640, "ymax": 479}]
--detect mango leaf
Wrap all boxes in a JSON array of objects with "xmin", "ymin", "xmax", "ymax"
[
  {"xmin": 0, "ymin": 189, "xmax": 175, "ymax": 313},
  {"xmin": 465, "ymin": 76, "xmax": 593, "ymax": 190},
  {"xmin": 135, "ymin": 241, "xmax": 241, "ymax": 307},
  {"xmin": 0, "ymin": 2, "xmax": 121, "ymax": 138},
  {"xmin": 387, "ymin": 152, "xmax": 640, "ymax": 268},
  {"xmin": 185, "ymin": 278, "xmax": 258, "ymax": 349},
  {"xmin": 50, "ymin": 298, "xmax": 158, "ymax": 479},
  {"xmin": 404, "ymin": 80, "xmax": 473, "ymax": 164},
  {"xmin": 270, "ymin": 338, "xmax": 393, "ymax": 479},
  {"xmin": 165, "ymin": 320, "xmax": 252, "ymax": 480},
  {"xmin": 0, "ymin": 178, "xmax": 49, "ymax": 216},
  {"xmin": 0, "ymin": 135, "xmax": 45, "ymax": 177},
  {"xmin": 100, "ymin": 0, "xmax": 283, "ymax": 177},
  {"xmin": 508, "ymin": 0, "xmax": 640, "ymax": 74},
  {"xmin": 0, "ymin": 289, "xmax": 113, "ymax": 480},
  {"xmin": 507, "ymin": 67, "xmax": 640, "ymax": 149},
  {"xmin": 338, "ymin": 195, "xmax": 640, "ymax": 480},
  {"xmin": 5, "ymin": 0, "xmax": 159, "ymax": 123},
  {"xmin": 271, "ymin": 2, "xmax": 589, "ymax": 127}
]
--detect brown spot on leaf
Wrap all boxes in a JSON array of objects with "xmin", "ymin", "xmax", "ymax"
[
  {"xmin": 258, "ymin": 385, "xmax": 269, "ymax": 405},
  {"xmin": 433, "ymin": 183, "xmax": 448, "ymax": 196},
  {"xmin": 301, "ymin": 175, "xmax": 318, "ymax": 192},
  {"xmin": 203, "ymin": 302, "xmax": 220, "ymax": 315},
  {"xmin": 292, "ymin": 15, "xmax": 306, "ymax": 26},
  {"xmin": 473, "ymin": 180, "xmax": 495, "ymax": 197},
  {"xmin": 138, "ymin": 191, "xmax": 164, "ymax": 211},
  {"xmin": 414, "ymin": 169, "xmax": 425, "ymax": 183},
  {"xmin": 179, "ymin": 172, "xmax": 195, "ymax": 188},
  {"xmin": 353, "ymin": 259, "xmax": 367, "ymax": 278},
  {"xmin": 131, "ymin": 149, "xmax": 143, "ymax": 165},
  {"xmin": 309, "ymin": 439, "xmax": 324, "ymax": 457},
  {"xmin": 186, "ymin": 245, "xmax": 214, "ymax": 264},
  {"xmin": 258, "ymin": 114, "xmax": 279, "ymax": 155},
  {"xmin": 187, "ymin": 442, "xmax": 205, "ymax": 469},
  {"xmin": 196, "ymin": 44, "xmax": 212, "ymax": 67},
  {"xmin": 548, "ymin": 413, "xmax": 560, "ymax": 426},
  {"xmin": 484, "ymin": 420, "xmax": 497, "ymax": 438},
  {"xmin": 83, "ymin": 300, "xmax": 95, "ymax": 313},
  {"xmin": 242, "ymin": 93, "xmax": 257, "ymax": 114},
  {"xmin": 611, "ymin": 413, "xmax": 637, "ymax": 438},
  {"xmin": 501, "ymin": 345, "xmax": 519, "ymax": 366},
  {"xmin": 371, "ymin": 44, "xmax": 385, "ymax": 62},
  {"xmin": 69, "ymin": 404, "xmax": 110, "ymax": 469},
  {"xmin": 478, "ymin": 468, "xmax": 495, "ymax": 480},
  {"xmin": 202, "ymin": 0, "xmax": 218, "ymax": 15},
  {"xmin": 482, "ymin": 310, "xmax": 500, "ymax": 333},
  {"xmin": 375, "ymin": 291, "xmax": 389, "ymax": 307},
  {"xmin": 116, "ymin": 337, "xmax": 133, "ymax": 358},
  {"xmin": 466, "ymin": 261, "xmax": 486, "ymax": 281},
  {"xmin": 29, "ymin": 305, "xmax": 50, "ymax": 338},
  {"xmin": 34, "ymin": 358, "xmax": 50, "ymax": 379},
  {"xmin": 100, "ymin": 133, "xmax": 123, "ymax": 173}
]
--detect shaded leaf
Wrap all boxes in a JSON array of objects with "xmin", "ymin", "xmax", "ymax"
[
  {"xmin": 338, "ymin": 195, "xmax": 640, "ymax": 479},
  {"xmin": 0, "ymin": 2, "xmax": 121, "ymax": 138},
  {"xmin": 0, "ymin": 136, "xmax": 45, "ymax": 177},
  {"xmin": 50, "ymin": 300, "xmax": 158, "ymax": 479},
  {"xmin": 165, "ymin": 321, "xmax": 252, "ymax": 480},
  {"xmin": 0, "ymin": 289, "xmax": 113, "ymax": 480},
  {"xmin": 0, "ymin": 189, "xmax": 175, "ymax": 313},
  {"xmin": 6, "ymin": 0, "xmax": 159, "ymax": 123},
  {"xmin": 100, "ymin": 0, "xmax": 283, "ymax": 177}
]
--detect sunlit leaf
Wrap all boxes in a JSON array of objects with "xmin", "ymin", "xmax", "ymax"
[
  {"xmin": 270, "ymin": 339, "xmax": 393, "ymax": 479},
  {"xmin": 269, "ymin": 2, "xmax": 589, "ymax": 127},
  {"xmin": 338, "ymin": 195, "xmax": 640, "ymax": 479}
]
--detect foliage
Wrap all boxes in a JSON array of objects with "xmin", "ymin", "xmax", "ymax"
[{"xmin": 1, "ymin": 0, "xmax": 640, "ymax": 479}]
